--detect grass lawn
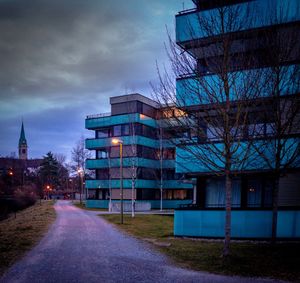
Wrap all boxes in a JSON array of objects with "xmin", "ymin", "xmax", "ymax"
[
  {"xmin": 101, "ymin": 214, "xmax": 300, "ymax": 282},
  {"xmin": 0, "ymin": 200, "xmax": 56, "ymax": 276},
  {"xmin": 73, "ymin": 202, "xmax": 108, "ymax": 211}
]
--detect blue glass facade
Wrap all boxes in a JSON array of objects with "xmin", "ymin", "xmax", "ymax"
[
  {"xmin": 176, "ymin": 0, "xmax": 300, "ymax": 44},
  {"xmin": 176, "ymin": 65, "xmax": 300, "ymax": 107},
  {"xmin": 173, "ymin": 0, "xmax": 300, "ymax": 238}
]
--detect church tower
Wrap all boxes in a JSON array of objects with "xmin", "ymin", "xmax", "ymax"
[{"xmin": 19, "ymin": 121, "xmax": 28, "ymax": 160}]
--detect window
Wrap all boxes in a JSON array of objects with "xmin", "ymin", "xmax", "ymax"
[
  {"xmin": 96, "ymin": 169, "xmax": 109, "ymax": 179},
  {"xmin": 205, "ymin": 178, "xmax": 241, "ymax": 208},
  {"xmin": 96, "ymin": 128, "xmax": 110, "ymax": 138},
  {"xmin": 163, "ymin": 149, "xmax": 175, "ymax": 160},
  {"xmin": 110, "ymin": 145, "xmax": 136, "ymax": 158},
  {"xmin": 142, "ymin": 103, "xmax": 156, "ymax": 118},
  {"xmin": 162, "ymin": 169, "xmax": 176, "ymax": 180},
  {"xmin": 110, "ymin": 168, "xmax": 133, "ymax": 179},
  {"xmin": 137, "ymin": 168, "xmax": 158, "ymax": 179},
  {"xmin": 137, "ymin": 145, "xmax": 159, "ymax": 159},
  {"xmin": 134, "ymin": 124, "xmax": 142, "ymax": 136},
  {"xmin": 247, "ymin": 179, "xmax": 262, "ymax": 207},
  {"xmin": 113, "ymin": 125, "xmax": 122, "ymax": 136},
  {"xmin": 122, "ymin": 124, "xmax": 130, "ymax": 136},
  {"xmin": 142, "ymin": 125, "xmax": 157, "ymax": 138},
  {"xmin": 207, "ymin": 126, "xmax": 223, "ymax": 141},
  {"xmin": 137, "ymin": 189, "xmax": 160, "ymax": 200},
  {"xmin": 97, "ymin": 149, "xmax": 108, "ymax": 159},
  {"xmin": 248, "ymin": 123, "xmax": 275, "ymax": 137},
  {"xmin": 248, "ymin": 123, "xmax": 265, "ymax": 137},
  {"xmin": 265, "ymin": 123, "xmax": 275, "ymax": 136},
  {"xmin": 111, "ymin": 101, "xmax": 138, "ymax": 115},
  {"xmin": 264, "ymin": 180, "xmax": 273, "ymax": 207},
  {"xmin": 230, "ymin": 126, "xmax": 243, "ymax": 138}
]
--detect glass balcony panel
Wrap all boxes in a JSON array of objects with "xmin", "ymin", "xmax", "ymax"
[{"xmin": 176, "ymin": 0, "xmax": 300, "ymax": 44}]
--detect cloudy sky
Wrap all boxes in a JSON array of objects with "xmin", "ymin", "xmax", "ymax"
[{"xmin": 0, "ymin": 0, "xmax": 193, "ymax": 160}]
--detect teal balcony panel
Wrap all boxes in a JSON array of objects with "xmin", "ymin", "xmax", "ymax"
[
  {"xmin": 86, "ymin": 199, "xmax": 192, "ymax": 209},
  {"xmin": 176, "ymin": 138, "xmax": 300, "ymax": 174},
  {"xmin": 86, "ymin": 136, "xmax": 174, "ymax": 149},
  {"xmin": 86, "ymin": 113, "xmax": 157, "ymax": 129},
  {"xmin": 176, "ymin": 0, "xmax": 300, "ymax": 43},
  {"xmin": 85, "ymin": 179, "xmax": 193, "ymax": 189},
  {"xmin": 86, "ymin": 179, "xmax": 159, "ymax": 189},
  {"xmin": 86, "ymin": 200, "xmax": 109, "ymax": 209},
  {"xmin": 142, "ymin": 200, "xmax": 192, "ymax": 209},
  {"xmin": 86, "ymin": 158, "xmax": 175, "ymax": 169},
  {"xmin": 162, "ymin": 180, "xmax": 193, "ymax": 189},
  {"xmin": 176, "ymin": 65, "xmax": 300, "ymax": 106},
  {"xmin": 174, "ymin": 209, "xmax": 300, "ymax": 238},
  {"xmin": 86, "ymin": 136, "xmax": 158, "ymax": 149}
]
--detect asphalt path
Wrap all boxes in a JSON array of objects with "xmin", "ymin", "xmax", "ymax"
[{"xmin": 1, "ymin": 201, "xmax": 285, "ymax": 283}]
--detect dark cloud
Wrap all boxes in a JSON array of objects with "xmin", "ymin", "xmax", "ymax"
[{"xmin": 0, "ymin": 0, "xmax": 193, "ymax": 160}]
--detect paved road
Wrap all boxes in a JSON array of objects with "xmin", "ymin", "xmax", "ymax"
[{"xmin": 1, "ymin": 201, "xmax": 285, "ymax": 283}]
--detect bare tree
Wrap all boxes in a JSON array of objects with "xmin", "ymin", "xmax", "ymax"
[
  {"xmin": 71, "ymin": 135, "xmax": 92, "ymax": 201},
  {"xmin": 152, "ymin": 4, "xmax": 263, "ymax": 256},
  {"xmin": 251, "ymin": 3, "xmax": 300, "ymax": 242},
  {"xmin": 127, "ymin": 99, "xmax": 137, "ymax": 217}
]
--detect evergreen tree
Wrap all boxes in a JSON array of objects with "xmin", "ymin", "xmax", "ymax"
[{"xmin": 39, "ymin": 152, "xmax": 60, "ymax": 190}]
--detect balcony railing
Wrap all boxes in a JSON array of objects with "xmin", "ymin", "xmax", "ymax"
[
  {"xmin": 86, "ymin": 112, "xmax": 111, "ymax": 119},
  {"xmin": 176, "ymin": 0, "xmax": 300, "ymax": 44}
]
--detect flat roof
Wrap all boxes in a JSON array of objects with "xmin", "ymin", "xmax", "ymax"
[{"xmin": 110, "ymin": 93, "xmax": 159, "ymax": 108}]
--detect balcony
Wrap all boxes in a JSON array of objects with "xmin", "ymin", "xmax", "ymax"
[
  {"xmin": 86, "ymin": 113, "xmax": 157, "ymax": 129},
  {"xmin": 176, "ymin": 0, "xmax": 300, "ymax": 47},
  {"xmin": 86, "ymin": 158, "xmax": 175, "ymax": 169},
  {"xmin": 85, "ymin": 136, "xmax": 173, "ymax": 150},
  {"xmin": 175, "ymin": 138, "xmax": 300, "ymax": 174},
  {"xmin": 176, "ymin": 64, "xmax": 300, "ymax": 107},
  {"xmin": 85, "ymin": 179, "xmax": 193, "ymax": 189}
]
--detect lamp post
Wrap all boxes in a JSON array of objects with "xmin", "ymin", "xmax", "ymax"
[
  {"xmin": 112, "ymin": 138, "xmax": 123, "ymax": 224},
  {"xmin": 77, "ymin": 168, "xmax": 84, "ymax": 205}
]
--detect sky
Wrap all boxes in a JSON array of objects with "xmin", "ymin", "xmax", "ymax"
[{"xmin": 0, "ymin": 0, "xmax": 193, "ymax": 161}]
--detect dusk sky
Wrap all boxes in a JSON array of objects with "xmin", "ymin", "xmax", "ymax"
[{"xmin": 0, "ymin": 0, "xmax": 193, "ymax": 161}]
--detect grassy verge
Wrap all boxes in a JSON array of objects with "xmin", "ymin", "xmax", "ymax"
[
  {"xmin": 73, "ymin": 202, "xmax": 108, "ymax": 211},
  {"xmin": 101, "ymin": 214, "xmax": 300, "ymax": 282},
  {"xmin": 0, "ymin": 200, "xmax": 56, "ymax": 276}
]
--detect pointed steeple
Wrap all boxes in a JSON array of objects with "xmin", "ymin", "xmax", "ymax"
[
  {"xmin": 19, "ymin": 121, "xmax": 27, "ymax": 146},
  {"xmin": 19, "ymin": 121, "xmax": 28, "ymax": 159}
]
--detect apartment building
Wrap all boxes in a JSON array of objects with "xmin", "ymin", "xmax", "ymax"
[{"xmin": 85, "ymin": 94, "xmax": 193, "ymax": 209}]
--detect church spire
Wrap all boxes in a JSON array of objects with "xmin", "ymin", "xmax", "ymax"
[{"xmin": 19, "ymin": 121, "xmax": 28, "ymax": 159}]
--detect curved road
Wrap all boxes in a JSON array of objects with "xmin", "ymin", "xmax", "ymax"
[{"xmin": 1, "ymin": 201, "xmax": 284, "ymax": 283}]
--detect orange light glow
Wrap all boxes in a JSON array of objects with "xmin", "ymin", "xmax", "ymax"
[{"xmin": 112, "ymin": 138, "xmax": 121, "ymax": 144}]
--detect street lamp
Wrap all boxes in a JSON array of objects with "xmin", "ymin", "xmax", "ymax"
[
  {"xmin": 77, "ymin": 168, "xmax": 84, "ymax": 204},
  {"xmin": 45, "ymin": 185, "xmax": 51, "ymax": 200},
  {"xmin": 112, "ymin": 138, "xmax": 124, "ymax": 224}
]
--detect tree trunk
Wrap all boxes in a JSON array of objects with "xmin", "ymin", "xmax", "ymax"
[
  {"xmin": 223, "ymin": 172, "xmax": 232, "ymax": 257},
  {"xmin": 271, "ymin": 175, "xmax": 280, "ymax": 244},
  {"xmin": 131, "ymin": 171, "xmax": 135, "ymax": 218}
]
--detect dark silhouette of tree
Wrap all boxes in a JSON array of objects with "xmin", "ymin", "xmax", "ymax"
[
  {"xmin": 152, "ymin": 3, "xmax": 265, "ymax": 257},
  {"xmin": 251, "ymin": 5, "xmax": 300, "ymax": 242},
  {"xmin": 39, "ymin": 152, "xmax": 60, "ymax": 191}
]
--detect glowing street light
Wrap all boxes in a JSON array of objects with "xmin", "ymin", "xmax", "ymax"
[
  {"xmin": 77, "ymin": 168, "xmax": 84, "ymax": 204},
  {"xmin": 112, "ymin": 138, "xmax": 124, "ymax": 224}
]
